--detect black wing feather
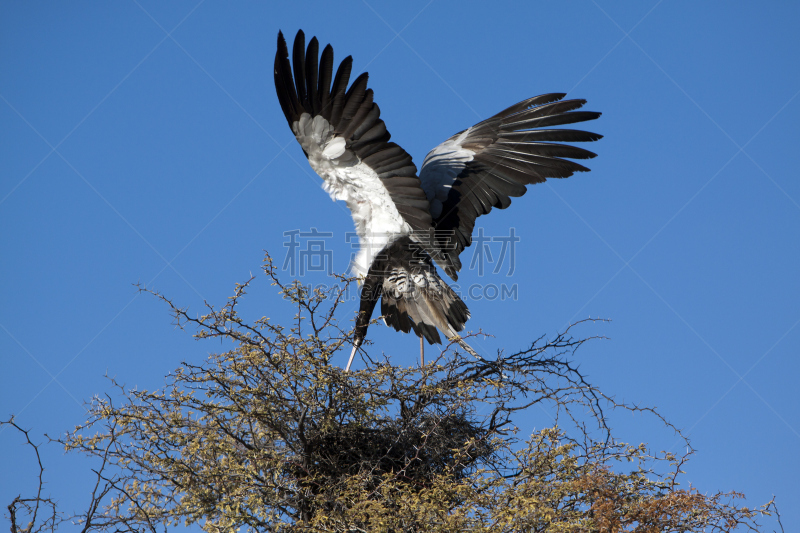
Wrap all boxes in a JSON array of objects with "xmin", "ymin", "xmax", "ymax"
[
  {"xmin": 292, "ymin": 31, "xmax": 307, "ymax": 109},
  {"xmin": 274, "ymin": 32, "xmax": 301, "ymax": 125},
  {"xmin": 274, "ymin": 30, "xmax": 455, "ymax": 276},
  {"xmin": 498, "ymin": 129, "xmax": 603, "ymax": 143},
  {"xmin": 319, "ymin": 44, "xmax": 334, "ymax": 119},
  {"xmin": 423, "ymin": 94, "xmax": 602, "ymax": 273},
  {"xmin": 329, "ymin": 55, "xmax": 352, "ymax": 125},
  {"xmin": 305, "ymin": 37, "xmax": 319, "ymax": 114}
]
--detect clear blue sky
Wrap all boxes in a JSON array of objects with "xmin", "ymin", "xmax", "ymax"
[{"xmin": 2, "ymin": 2, "xmax": 798, "ymax": 529}]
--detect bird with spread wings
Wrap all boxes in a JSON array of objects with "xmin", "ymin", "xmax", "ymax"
[{"xmin": 274, "ymin": 30, "xmax": 601, "ymax": 370}]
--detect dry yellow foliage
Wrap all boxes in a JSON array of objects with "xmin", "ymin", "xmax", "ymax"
[{"xmin": 9, "ymin": 255, "xmax": 776, "ymax": 532}]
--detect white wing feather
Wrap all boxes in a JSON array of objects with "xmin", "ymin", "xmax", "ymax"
[
  {"xmin": 418, "ymin": 128, "xmax": 475, "ymax": 218},
  {"xmin": 293, "ymin": 113, "xmax": 412, "ymax": 275}
]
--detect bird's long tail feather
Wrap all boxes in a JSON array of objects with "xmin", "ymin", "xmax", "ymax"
[{"xmin": 448, "ymin": 334, "xmax": 482, "ymax": 360}]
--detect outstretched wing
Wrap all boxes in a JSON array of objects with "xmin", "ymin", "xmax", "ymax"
[
  {"xmin": 274, "ymin": 30, "xmax": 453, "ymax": 274},
  {"xmin": 419, "ymin": 94, "xmax": 602, "ymax": 279}
]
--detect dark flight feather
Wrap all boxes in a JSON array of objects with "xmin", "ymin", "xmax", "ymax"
[{"xmin": 423, "ymin": 93, "xmax": 601, "ymax": 269}]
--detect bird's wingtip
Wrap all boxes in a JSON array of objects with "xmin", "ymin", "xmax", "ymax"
[{"xmin": 293, "ymin": 29, "xmax": 305, "ymax": 48}]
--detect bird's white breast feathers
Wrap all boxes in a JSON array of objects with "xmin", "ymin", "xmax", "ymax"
[
  {"xmin": 419, "ymin": 127, "xmax": 475, "ymax": 219},
  {"xmin": 292, "ymin": 113, "xmax": 411, "ymax": 276}
]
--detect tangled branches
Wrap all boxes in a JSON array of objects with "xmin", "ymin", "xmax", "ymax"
[{"xmin": 4, "ymin": 254, "xmax": 779, "ymax": 532}]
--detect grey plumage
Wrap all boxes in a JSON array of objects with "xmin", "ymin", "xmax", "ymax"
[{"xmin": 274, "ymin": 30, "xmax": 602, "ymax": 366}]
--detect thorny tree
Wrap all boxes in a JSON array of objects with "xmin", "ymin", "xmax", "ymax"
[{"xmin": 4, "ymin": 254, "xmax": 781, "ymax": 532}]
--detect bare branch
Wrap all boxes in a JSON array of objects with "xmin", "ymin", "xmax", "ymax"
[{"xmin": 6, "ymin": 252, "xmax": 777, "ymax": 532}]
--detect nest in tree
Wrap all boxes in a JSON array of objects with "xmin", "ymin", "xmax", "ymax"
[{"xmin": 296, "ymin": 412, "xmax": 493, "ymax": 490}]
